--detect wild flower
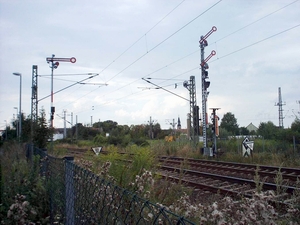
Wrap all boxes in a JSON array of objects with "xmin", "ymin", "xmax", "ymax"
[{"xmin": 7, "ymin": 194, "xmax": 37, "ymax": 224}]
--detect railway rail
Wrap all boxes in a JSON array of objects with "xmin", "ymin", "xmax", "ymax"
[
  {"xmin": 62, "ymin": 148, "xmax": 300, "ymax": 204},
  {"xmin": 159, "ymin": 156, "xmax": 300, "ymax": 184}
]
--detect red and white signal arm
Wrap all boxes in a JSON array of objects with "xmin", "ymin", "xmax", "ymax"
[{"xmin": 70, "ymin": 57, "xmax": 76, "ymax": 63}]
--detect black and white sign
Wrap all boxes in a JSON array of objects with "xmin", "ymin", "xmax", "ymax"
[
  {"xmin": 242, "ymin": 137, "xmax": 254, "ymax": 157},
  {"xmin": 91, "ymin": 146, "xmax": 102, "ymax": 155}
]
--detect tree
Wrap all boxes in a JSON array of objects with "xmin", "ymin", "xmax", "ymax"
[
  {"xmin": 220, "ymin": 112, "xmax": 239, "ymax": 135},
  {"xmin": 291, "ymin": 118, "xmax": 300, "ymax": 133},
  {"xmin": 33, "ymin": 109, "xmax": 52, "ymax": 148},
  {"xmin": 257, "ymin": 121, "xmax": 277, "ymax": 140},
  {"xmin": 239, "ymin": 127, "xmax": 249, "ymax": 135}
]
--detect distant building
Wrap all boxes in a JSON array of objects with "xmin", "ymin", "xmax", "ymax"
[
  {"xmin": 177, "ymin": 117, "xmax": 181, "ymax": 130},
  {"xmin": 246, "ymin": 122, "xmax": 258, "ymax": 133}
]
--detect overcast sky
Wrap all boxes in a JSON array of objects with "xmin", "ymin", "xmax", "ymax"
[{"xmin": 0, "ymin": 0, "xmax": 299, "ymax": 131}]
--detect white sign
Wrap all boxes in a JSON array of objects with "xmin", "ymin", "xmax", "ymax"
[
  {"xmin": 92, "ymin": 147, "xmax": 102, "ymax": 156},
  {"xmin": 242, "ymin": 137, "xmax": 254, "ymax": 157}
]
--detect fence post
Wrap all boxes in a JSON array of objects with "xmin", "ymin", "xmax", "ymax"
[{"xmin": 65, "ymin": 156, "xmax": 75, "ymax": 225}]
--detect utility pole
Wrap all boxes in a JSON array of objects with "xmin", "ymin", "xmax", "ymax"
[
  {"xmin": 56, "ymin": 110, "xmax": 72, "ymax": 139},
  {"xmin": 210, "ymin": 108, "xmax": 220, "ymax": 156},
  {"xmin": 168, "ymin": 118, "xmax": 177, "ymax": 136},
  {"xmin": 199, "ymin": 26, "xmax": 217, "ymax": 155},
  {"xmin": 76, "ymin": 115, "xmax": 78, "ymax": 141},
  {"xmin": 296, "ymin": 100, "xmax": 300, "ymax": 119},
  {"xmin": 4, "ymin": 120, "xmax": 7, "ymax": 141},
  {"xmin": 148, "ymin": 116, "xmax": 154, "ymax": 139},
  {"xmin": 64, "ymin": 110, "xmax": 67, "ymax": 138},
  {"xmin": 275, "ymin": 87, "xmax": 285, "ymax": 128}
]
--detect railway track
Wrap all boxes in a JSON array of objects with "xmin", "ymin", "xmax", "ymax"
[
  {"xmin": 159, "ymin": 156, "xmax": 300, "ymax": 184},
  {"xmin": 62, "ymin": 148, "xmax": 300, "ymax": 203}
]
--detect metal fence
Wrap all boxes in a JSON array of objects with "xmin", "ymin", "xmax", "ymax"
[{"xmin": 34, "ymin": 147, "xmax": 195, "ymax": 225}]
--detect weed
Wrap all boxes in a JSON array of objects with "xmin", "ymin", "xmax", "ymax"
[{"xmin": 254, "ymin": 165, "xmax": 264, "ymax": 193}]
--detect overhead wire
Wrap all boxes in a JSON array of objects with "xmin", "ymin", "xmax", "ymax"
[
  {"xmin": 211, "ymin": 23, "xmax": 300, "ymax": 62},
  {"xmin": 214, "ymin": 0, "xmax": 299, "ymax": 43},
  {"xmin": 63, "ymin": 0, "xmax": 221, "ymax": 115},
  {"xmin": 67, "ymin": 0, "xmax": 297, "ymax": 119},
  {"xmin": 100, "ymin": 0, "xmax": 298, "ymax": 96},
  {"xmin": 99, "ymin": 0, "xmax": 186, "ymax": 82},
  {"xmin": 59, "ymin": 0, "xmax": 188, "ymax": 113},
  {"xmin": 106, "ymin": 0, "xmax": 222, "ymax": 82}
]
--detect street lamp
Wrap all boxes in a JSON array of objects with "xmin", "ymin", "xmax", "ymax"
[
  {"xmin": 4, "ymin": 120, "xmax": 7, "ymax": 141},
  {"xmin": 13, "ymin": 72, "xmax": 22, "ymax": 142},
  {"xmin": 14, "ymin": 107, "xmax": 18, "ymax": 138}
]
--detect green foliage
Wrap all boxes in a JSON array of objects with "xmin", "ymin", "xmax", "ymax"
[
  {"xmin": 129, "ymin": 145, "xmax": 155, "ymax": 173},
  {"xmin": 220, "ymin": 112, "xmax": 239, "ymax": 135},
  {"xmin": 77, "ymin": 140, "xmax": 94, "ymax": 147},
  {"xmin": 291, "ymin": 118, "xmax": 300, "ymax": 133},
  {"xmin": 239, "ymin": 126, "xmax": 250, "ymax": 135},
  {"xmin": 257, "ymin": 121, "xmax": 278, "ymax": 139},
  {"xmin": 93, "ymin": 134, "xmax": 107, "ymax": 145},
  {"xmin": 33, "ymin": 109, "xmax": 52, "ymax": 148},
  {"xmin": 0, "ymin": 144, "xmax": 49, "ymax": 224}
]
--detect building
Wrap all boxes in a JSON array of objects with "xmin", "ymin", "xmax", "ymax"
[{"xmin": 246, "ymin": 122, "xmax": 258, "ymax": 133}]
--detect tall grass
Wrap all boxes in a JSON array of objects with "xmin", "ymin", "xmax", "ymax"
[{"xmin": 0, "ymin": 143, "xmax": 49, "ymax": 224}]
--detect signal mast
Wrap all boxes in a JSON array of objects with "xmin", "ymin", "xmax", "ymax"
[{"xmin": 199, "ymin": 27, "xmax": 217, "ymax": 155}]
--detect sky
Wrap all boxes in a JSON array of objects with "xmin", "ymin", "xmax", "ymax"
[{"xmin": 0, "ymin": 0, "xmax": 299, "ymax": 131}]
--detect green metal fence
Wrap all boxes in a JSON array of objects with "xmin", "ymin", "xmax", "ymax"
[{"xmin": 34, "ymin": 147, "xmax": 195, "ymax": 225}]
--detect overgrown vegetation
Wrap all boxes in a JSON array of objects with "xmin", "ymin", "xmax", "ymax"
[
  {"xmin": 1, "ymin": 111, "xmax": 300, "ymax": 223},
  {"xmin": 0, "ymin": 143, "xmax": 49, "ymax": 224},
  {"xmin": 1, "ymin": 138, "xmax": 300, "ymax": 224}
]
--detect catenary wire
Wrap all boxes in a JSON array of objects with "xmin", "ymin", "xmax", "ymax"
[
  {"xmin": 59, "ymin": 1, "xmax": 221, "ymax": 112},
  {"xmin": 106, "ymin": 0, "xmax": 222, "ymax": 82},
  {"xmin": 61, "ymin": 1, "xmax": 297, "ymax": 119},
  {"xmin": 98, "ymin": 0, "xmax": 186, "ymax": 82},
  {"xmin": 76, "ymin": 23, "xmax": 300, "ymax": 115}
]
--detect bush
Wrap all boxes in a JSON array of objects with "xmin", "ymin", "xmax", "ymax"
[{"xmin": 0, "ymin": 143, "xmax": 49, "ymax": 224}]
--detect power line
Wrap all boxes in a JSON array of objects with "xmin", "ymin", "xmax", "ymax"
[
  {"xmin": 98, "ymin": 0, "xmax": 186, "ymax": 81},
  {"xmin": 106, "ymin": 0, "xmax": 222, "ymax": 82},
  {"xmin": 214, "ymin": 0, "xmax": 299, "ymax": 43},
  {"xmin": 67, "ymin": 23, "xmax": 299, "ymax": 117},
  {"xmin": 57, "ymin": 1, "xmax": 297, "ymax": 118},
  {"xmin": 59, "ymin": 1, "xmax": 222, "ymax": 112},
  {"xmin": 142, "ymin": 78, "xmax": 189, "ymax": 101},
  {"xmin": 212, "ymin": 24, "xmax": 300, "ymax": 61},
  {"xmin": 38, "ymin": 74, "xmax": 99, "ymax": 102}
]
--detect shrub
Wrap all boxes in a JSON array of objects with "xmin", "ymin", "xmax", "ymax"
[{"xmin": 0, "ymin": 143, "xmax": 49, "ymax": 224}]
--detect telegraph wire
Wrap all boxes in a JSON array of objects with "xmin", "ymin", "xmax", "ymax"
[
  {"xmin": 211, "ymin": 24, "xmax": 300, "ymax": 62},
  {"xmin": 59, "ymin": 0, "xmax": 222, "ymax": 112},
  {"xmin": 58, "ymin": 86, "xmax": 103, "ymax": 110},
  {"xmin": 142, "ymin": 78, "xmax": 189, "ymax": 101},
  {"xmin": 106, "ymin": 0, "xmax": 222, "ymax": 82},
  {"xmin": 146, "ymin": 0, "xmax": 300, "ymax": 85},
  {"xmin": 73, "ymin": 66, "xmax": 199, "ymax": 115},
  {"xmin": 40, "ymin": 76, "xmax": 107, "ymax": 85},
  {"xmin": 38, "ymin": 74, "xmax": 99, "ymax": 102},
  {"xmin": 57, "ymin": 1, "xmax": 187, "ymax": 111},
  {"xmin": 98, "ymin": 0, "xmax": 186, "ymax": 81},
  {"xmin": 59, "ymin": 1, "xmax": 296, "ymax": 118},
  {"xmin": 65, "ymin": 23, "xmax": 299, "ymax": 116},
  {"xmin": 214, "ymin": 0, "xmax": 299, "ymax": 43}
]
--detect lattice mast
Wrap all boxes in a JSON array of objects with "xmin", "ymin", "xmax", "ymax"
[
  {"xmin": 275, "ymin": 87, "xmax": 285, "ymax": 128},
  {"xmin": 183, "ymin": 76, "xmax": 198, "ymax": 144},
  {"xmin": 31, "ymin": 65, "xmax": 38, "ymax": 142},
  {"xmin": 189, "ymin": 76, "xmax": 197, "ymax": 142},
  {"xmin": 199, "ymin": 26, "xmax": 217, "ymax": 154}
]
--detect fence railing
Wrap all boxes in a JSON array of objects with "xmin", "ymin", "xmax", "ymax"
[{"xmin": 34, "ymin": 147, "xmax": 195, "ymax": 225}]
